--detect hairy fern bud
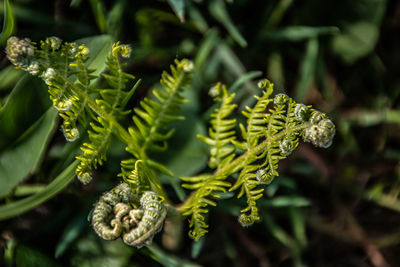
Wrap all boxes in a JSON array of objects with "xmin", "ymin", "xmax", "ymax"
[
  {"xmin": 303, "ymin": 114, "xmax": 335, "ymax": 148},
  {"xmin": 279, "ymin": 138, "xmax": 295, "ymax": 156},
  {"xmin": 273, "ymin": 93, "xmax": 289, "ymax": 106},
  {"xmin": 92, "ymin": 183, "xmax": 167, "ymax": 248},
  {"xmin": 294, "ymin": 104, "xmax": 310, "ymax": 121},
  {"xmin": 6, "ymin": 37, "xmax": 36, "ymax": 71}
]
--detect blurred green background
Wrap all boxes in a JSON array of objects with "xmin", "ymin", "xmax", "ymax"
[{"xmin": 0, "ymin": 0, "xmax": 399, "ymax": 266}]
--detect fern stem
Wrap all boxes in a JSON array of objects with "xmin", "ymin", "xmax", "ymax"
[
  {"xmin": 216, "ymin": 123, "xmax": 309, "ymax": 177},
  {"xmin": 140, "ymin": 70, "xmax": 185, "ymax": 158},
  {"xmin": 57, "ymin": 72, "xmax": 140, "ymax": 153}
]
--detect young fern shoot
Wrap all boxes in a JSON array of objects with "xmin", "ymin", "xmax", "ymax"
[{"xmin": 180, "ymin": 79, "xmax": 335, "ymax": 240}]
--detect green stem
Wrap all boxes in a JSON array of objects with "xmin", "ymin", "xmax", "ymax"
[
  {"xmin": 216, "ymin": 123, "xmax": 308, "ymax": 177},
  {"xmin": 140, "ymin": 71, "xmax": 185, "ymax": 158},
  {"xmin": 57, "ymin": 73, "xmax": 140, "ymax": 154},
  {"xmin": 179, "ymin": 123, "xmax": 309, "ymax": 211}
]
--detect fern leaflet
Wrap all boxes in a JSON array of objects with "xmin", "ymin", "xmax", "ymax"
[{"xmin": 197, "ymin": 83, "xmax": 237, "ymax": 169}]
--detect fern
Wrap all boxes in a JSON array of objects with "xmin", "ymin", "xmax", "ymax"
[
  {"xmin": 197, "ymin": 83, "xmax": 237, "ymax": 170},
  {"xmin": 75, "ymin": 43, "xmax": 136, "ymax": 183},
  {"xmin": 180, "ymin": 174, "xmax": 231, "ymax": 241},
  {"xmin": 128, "ymin": 59, "xmax": 193, "ymax": 158},
  {"xmin": 180, "ymin": 79, "xmax": 336, "ymax": 239},
  {"xmin": 7, "ymin": 36, "xmax": 335, "ymax": 245}
]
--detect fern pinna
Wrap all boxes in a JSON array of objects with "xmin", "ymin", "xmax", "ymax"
[
  {"xmin": 7, "ymin": 36, "xmax": 335, "ymax": 246},
  {"xmin": 180, "ymin": 79, "xmax": 335, "ymax": 240}
]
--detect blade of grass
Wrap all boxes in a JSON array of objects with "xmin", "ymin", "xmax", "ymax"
[
  {"xmin": 0, "ymin": 0, "xmax": 15, "ymax": 45},
  {"xmin": 0, "ymin": 160, "xmax": 78, "ymax": 221},
  {"xmin": 209, "ymin": 0, "xmax": 247, "ymax": 47}
]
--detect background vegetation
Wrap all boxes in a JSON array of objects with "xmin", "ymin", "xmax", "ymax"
[{"xmin": 0, "ymin": 0, "xmax": 399, "ymax": 266}]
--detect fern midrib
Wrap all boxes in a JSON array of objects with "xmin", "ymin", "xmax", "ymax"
[
  {"xmin": 109, "ymin": 59, "xmax": 124, "ymax": 116},
  {"xmin": 84, "ymin": 126, "xmax": 113, "ymax": 165},
  {"xmin": 56, "ymin": 71, "xmax": 140, "ymax": 153},
  {"xmin": 265, "ymin": 112, "xmax": 277, "ymax": 174},
  {"xmin": 214, "ymin": 101, "xmax": 227, "ymax": 169},
  {"xmin": 216, "ymin": 123, "xmax": 309, "ymax": 177},
  {"xmin": 56, "ymin": 56, "xmax": 70, "ymax": 100},
  {"xmin": 140, "ymin": 71, "xmax": 185, "ymax": 158}
]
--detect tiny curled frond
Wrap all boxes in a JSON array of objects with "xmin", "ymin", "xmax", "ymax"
[
  {"xmin": 198, "ymin": 83, "xmax": 237, "ymax": 170},
  {"xmin": 92, "ymin": 183, "xmax": 167, "ymax": 248}
]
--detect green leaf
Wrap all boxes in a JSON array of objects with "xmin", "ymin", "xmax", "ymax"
[
  {"xmin": 147, "ymin": 244, "xmax": 201, "ymax": 267},
  {"xmin": 16, "ymin": 245, "xmax": 61, "ymax": 267},
  {"xmin": 0, "ymin": 74, "xmax": 51, "ymax": 151},
  {"xmin": 167, "ymin": 0, "xmax": 185, "ymax": 22},
  {"xmin": 209, "ymin": 0, "xmax": 247, "ymax": 47},
  {"xmin": 295, "ymin": 37, "xmax": 319, "ymax": 101},
  {"xmin": 0, "ymin": 108, "xmax": 58, "ymax": 198},
  {"xmin": 332, "ymin": 22, "xmax": 380, "ymax": 64},
  {"xmin": 0, "ymin": 66, "xmax": 24, "ymax": 92},
  {"xmin": 55, "ymin": 213, "xmax": 87, "ymax": 258},
  {"xmin": 0, "ymin": 0, "xmax": 15, "ymax": 45},
  {"xmin": 0, "ymin": 160, "xmax": 78, "ymax": 220},
  {"xmin": 89, "ymin": 0, "xmax": 107, "ymax": 33},
  {"xmin": 261, "ymin": 26, "xmax": 339, "ymax": 42}
]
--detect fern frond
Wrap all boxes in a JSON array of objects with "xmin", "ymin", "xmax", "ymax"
[
  {"xmin": 75, "ymin": 117, "xmax": 113, "ymax": 184},
  {"xmin": 98, "ymin": 42, "xmax": 136, "ymax": 117},
  {"xmin": 198, "ymin": 83, "xmax": 237, "ymax": 169},
  {"xmin": 128, "ymin": 59, "xmax": 194, "ymax": 157},
  {"xmin": 74, "ymin": 43, "xmax": 136, "ymax": 184},
  {"xmin": 180, "ymin": 174, "xmax": 231, "ymax": 241},
  {"xmin": 234, "ymin": 79, "xmax": 274, "ymax": 150}
]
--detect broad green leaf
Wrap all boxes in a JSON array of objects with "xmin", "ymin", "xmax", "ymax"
[
  {"xmin": 167, "ymin": 0, "xmax": 185, "ymax": 22},
  {"xmin": 262, "ymin": 26, "xmax": 339, "ymax": 42},
  {"xmin": 0, "ymin": 74, "xmax": 51, "ymax": 151},
  {"xmin": 0, "ymin": 0, "xmax": 15, "ymax": 45},
  {"xmin": 0, "ymin": 160, "xmax": 78, "ymax": 220},
  {"xmin": 209, "ymin": 0, "xmax": 247, "ymax": 47},
  {"xmin": 0, "ymin": 66, "xmax": 24, "ymax": 92},
  {"xmin": 0, "ymin": 108, "xmax": 58, "ymax": 198}
]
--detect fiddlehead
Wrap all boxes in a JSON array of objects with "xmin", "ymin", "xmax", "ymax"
[{"xmin": 92, "ymin": 183, "xmax": 167, "ymax": 248}]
